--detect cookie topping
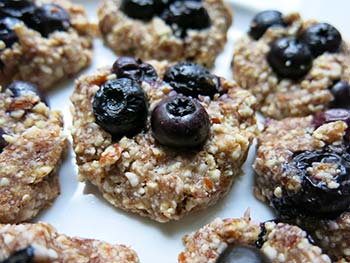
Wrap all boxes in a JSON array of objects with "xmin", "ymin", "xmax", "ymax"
[
  {"xmin": 0, "ymin": 0, "xmax": 35, "ymax": 19},
  {"xmin": 163, "ymin": 62, "xmax": 220, "ymax": 98},
  {"xmin": 267, "ymin": 37, "xmax": 313, "ymax": 79},
  {"xmin": 313, "ymin": 109, "xmax": 350, "ymax": 128},
  {"xmin": 151, "ymin": 95, "xmax": 210, "ymax": 148},
  {"xmin": 329, "ymin": 80, "xmax": 350, "ymax": 108},
  {"xmin": 120, "ymin": 0, "xmax": 165, "ymax": 21},
  {"xmin": 27, "ymin": 3, "xmax": 70, "ymax": 37},
  {"xmin": 161, "ymin": 1, "xmax": 210, "ymax": 37},
  {"xmin": 217, "ymin": 245, "xmax": 271, "ymax": 263},
  {"xmin": 93, "ymin": 78, "xmax": 148, "ymax": 138},
  {"xmin": 0, "ymin": 127, "xmax": 8, "ymax": 153},
  {"xmin": 112, "ymin": 56, "xmax": 158, "ymax": 82},
  {"xmin": 0, "ymin": 17, "xmax": 21, "ymax": 47},
  {"xmin": 7, "ymin": 81, "xmax": 48, "ymax": 104},
  {"xmin": 1, "ymin": 245, "xmax": 34, "ymax": 263},
  {"xmin": 249, "ymin": 10, "xmax": 285, "ymax": 40},
  {"xmin": 299, "ymin": 23, "xmax": 342, "ymax": 57}
]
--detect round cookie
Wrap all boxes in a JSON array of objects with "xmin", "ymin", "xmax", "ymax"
[
  {"xmin": 178, "ymin": 215, "xmax": 331, "ymax": 262},
  {"xmin": 97, "ymin": 0, "xmax": 232, "ymax": 68},
  {"xmin": 233, "ymin": 11, "xmax": 350, "ymax": 119},
  {"xmin": 0, "ymin": 0, "xmax": 94, "ymax": 90},
  {"xmin": 0, "ymin": 81, "xmax": 66, "ymax": 223},
  {"xmin": 253, "ymin": 109, "xmax": 350, "ymax": 261},
  {"xmin": 0, "ymin": 222, "xmax": 139, "ymax": 263},
  {"xmin": 71, "ymin": 57, "xmax": 257, "ymax": 222}
]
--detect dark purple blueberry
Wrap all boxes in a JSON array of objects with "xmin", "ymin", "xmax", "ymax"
[
  {"xmin": 299, "ymin": 23, "xmax": 342, "ymax": 57},
  {"xmin": 1, "ymin": 245, "xmax": 34, "ymax": 263},
  {"xmin": 273, "ymin": 149, "xmax": 350, "ymax": 219},
  {"xmin": 112, "ymin": 57, "xmax": 158, "ymax": 82},
  {"xmin": 120, "ymin": 0, "xmax": 166, "ymax": 21},
  {"xmin": 161, "ymin": 1, "xmax": 210, "ymax": 37},
  {"xmin": 329, "ymin": 81, "xmax": 350, "ymax": 108},
  {"xmin": 163, "ymin": 62, "xmax": 220, "ymax": 98},
  {"xmin": 151, "ymin": 95, "xmax": 210, "ymax": 148},
  {"xmin": 0, "ymin": 127, "xmax": 8, "ymax": 153},
  {"xmin": 217, "ymin": 245, "xmax": 271, "ymax": 263},
  {"xmin": 93, "ymin": 78, "xmax": 148, "ymax": 137},
  {"xmin": 6, "ymin": 81, "xmax": 48, "ymax": 104},
  {"xmin": 0, "ymin": 17, "xmax": 22, "ymax": 48},
  {"xmin": 267, "ymin": 37, "xmax": 313, "ymax": 79},
  {"xmin": 0, "ymin": 0, "xmax": 35, "ymax": 19},
  {"xmin": 313, "ymin": 108, "xmax": 350, "ymax": 128},
  {"xmin": 249, "ymin": 10, "xmax": 285, "ymax": 40},
  {"xmin": 27, "ymin": 3, "xmax": 70, "ymax": 37},
  {"xmin": 255, "ymin": 223, "xmax": 267, "ymax": 249}
]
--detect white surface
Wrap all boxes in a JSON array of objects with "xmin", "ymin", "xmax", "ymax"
[{"xmin": 36, "ymin": 1, "xmax": 350, "ymax": 263}]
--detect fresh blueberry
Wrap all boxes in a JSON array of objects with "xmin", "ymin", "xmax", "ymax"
[
  {"xmin": 249, "ymin": 10, "xmax": 285, "ymax": 40},
  {"xmin": 6, "ymin": 81, "xmax": 48, "ymax": 104},
  {"xmin": 112, "ymin": 57, "xmax": 158, "ymax": 82},
  {"xmin": 93, "ymin": 78, "xmax": 148, "ymax": 137},
  {"xmin": 217, "ymin": 245, "xmax": 271, "ymax": 263},
  {"xmin": 120, "ymin": 0, "xmax": 165, "ymax": 21},
  {"xmin": 161, "ymin": 1, "xmax": 210, "ymax": 37},
  {"xmin": 0, "ymin": 0, "xmax": 35, "ymax": 19},
  {"xmin": 273, "ymin": 149, "xmax": 350, "ymax": 219},
  {"xmin": 313, "ymin": 108, "xmax": 350, "ymax": 128},
  {"xmin": 299, "ymin": 23, "xmax": 342, "ymax": 57},
  {"xmin": 0, "ymin": 17, "xmax": 22, "ymax": 48},
  {"xmin": 0, "ymin": 127, "xmax": 8, "ymax": 153},
  {"xmin": 151, "ymin": 95, "xmax": 210, "ymax": 148},
  {"xmin": 329, "ymin": 80, "xmax": 350, "ymax": 108},
  {"xmin": 1, "ymin": 245, "xmax": 34, "ymax": 263},
  {"xmin": 27, "ymin": 3, "xmax": 70, "ymax": 37},
  {"xmin": 267, "ymin": 37, "xmax": 313, "ymax": 79},
  {"xmin": 163, "ymin": 62, "xmax": 220, "ymax": 98}
]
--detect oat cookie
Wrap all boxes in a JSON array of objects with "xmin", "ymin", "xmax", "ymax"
[
  {"xmin": 233, "ymin": 10, "xmax": 350, "ymax": 119},
  {"xmin": 0, "ymin": 222, "xmax": 139, "ymax": 263},
  {"xmin": 0, "ymin": 81, "xmax": 66, "ymax": 223},
  {"xmin": 98, "ymin": 0, "xmax": 232, "ymax": 68},
  {"xmin": 71, "ymin": 57, "xmax": 257, "ymax": 222},
  {"xmin": 0, "ymin": 0, "xmax": 94, "ymax": 90},
  {"xmin": 178, "ymin": 214, "xmax": 331, "ymax": 263},
  {"xmin": 253, "ymin": 109, "xmax": 350, "ymax": 261}
]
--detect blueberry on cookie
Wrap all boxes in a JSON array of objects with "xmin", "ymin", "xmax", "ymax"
[{"xmin": 71, "ymin": 57, "xmax": 257, "ymax": 222}]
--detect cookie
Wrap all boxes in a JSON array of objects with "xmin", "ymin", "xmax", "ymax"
[
  {"xmin": 71, "ymin": 57, "xmax": 257, "ymax": 222},
  {"xmin": 0, "ymin": 81, "xmax": 66, "ymax": 223},
  {"xmin": 0, "ymin": 0, "xmax": 94, "ymax": 90},
  {"xmin": 232, "ymin": 10, "xmax": 350, "ymax": 119},
  {"xmin": 97, "ymin": 0, "xmax": 232, "ymax": 68},
  {"xmin": 178, "ymin": 214, "xmax": 331, "ymax": 263},
  {"xmin": 253, "ymin": 108, "xmax": 350, "ymax": 261},
  {"xmin": 0, "ymin": 222, "xmax": 139, "ymax": 263}
]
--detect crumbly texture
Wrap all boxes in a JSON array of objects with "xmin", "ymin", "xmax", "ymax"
[
  {"xmin": 0, "ymin": 222, "xmax": 139, "ymax": 263},
  {"xmin": 0, "ymin": 86, "xmax": 66, "ymax": 223},
  {"xmin": 253, "ymin": 116, "xmax": 350, "ymax": 261},
  {"xmin": 70, "ymin": 60, "xmax": 257, "ymax": 222},
  {"xmin": 178, "ymin": 216, "xmax": 331, "ymax": 263},
  {"xmin": 97, "ymin": 0, "xmax": 232, "ymax": 68},
  {"xmin": 233, "ymin": 13, "xmax": 350, "ymax": 119},
  {"xmin": 0, "ymin": 0, "xmax": 94, "ymax": 90}
]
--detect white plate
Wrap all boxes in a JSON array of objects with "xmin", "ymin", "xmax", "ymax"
[{"xmin": 36, "ymin": 2, "xmax": 350, "ymax": 263}]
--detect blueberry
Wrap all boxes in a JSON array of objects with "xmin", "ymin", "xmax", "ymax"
[
  {"xmin": 27, "ymin": 3, "xmax": 70, "ymax": 37},
  {"xmin": 299, "ymin": 23, "xmax": 342, "ymax": 57},
  {"xmin": 112, "ymin": 56, "xmax": 158, "ymax": 82},
  {"xmin": 6, "ymin": 81, "xmax": 48, "ymax": 104},
  {"xmin": 329, "ymin": 80, "xmax": 350, "ymax": 108},
  {"xmin": 151, "ymin": 95, "xmax": 210, "ymax": 148},
  {"xmin": 313, "ymin": 108, "xmax": 350, "ymax": 128},
  {"xmin": 217, "ymin": 245, "xmax": 271, "ymax": 263},
  {"xmin": 1, "ymin": 246, "xmax": 34, "ymax": 263},
  {"xmin": 249, "ymin": 10, "xmax": 285, "ymax": 40},
  {"xmin": 120, "ymin": 0, "xmax": 165, "ymax": 21},
  {"xmin": 163, "ymin": 62, "xmax": 220, "ymax": 98},
  {"xmin": 93, "ymin": 78, "xmax": 148, "ymax": 137},
  {"xmin": 0, "ymin": 17, "xmax": 21, "ymax": 48},
  {"xmin": 0, "ymin": 127, "xmax": 8, "ymax": 153},
  {"xmin": 0, "ymin": 0, "xmax": 35, "ymax": 19},
  {"xmin": 267, "ymin": 37, "xmax": 313, "ymax": 79},
  {"xmin": 273, "ymin": 149, "xmax": 350, "ymax": 219},
  {"xmin": 161, "ymin": 1, "xmax": 210, "ymax": 37}
]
